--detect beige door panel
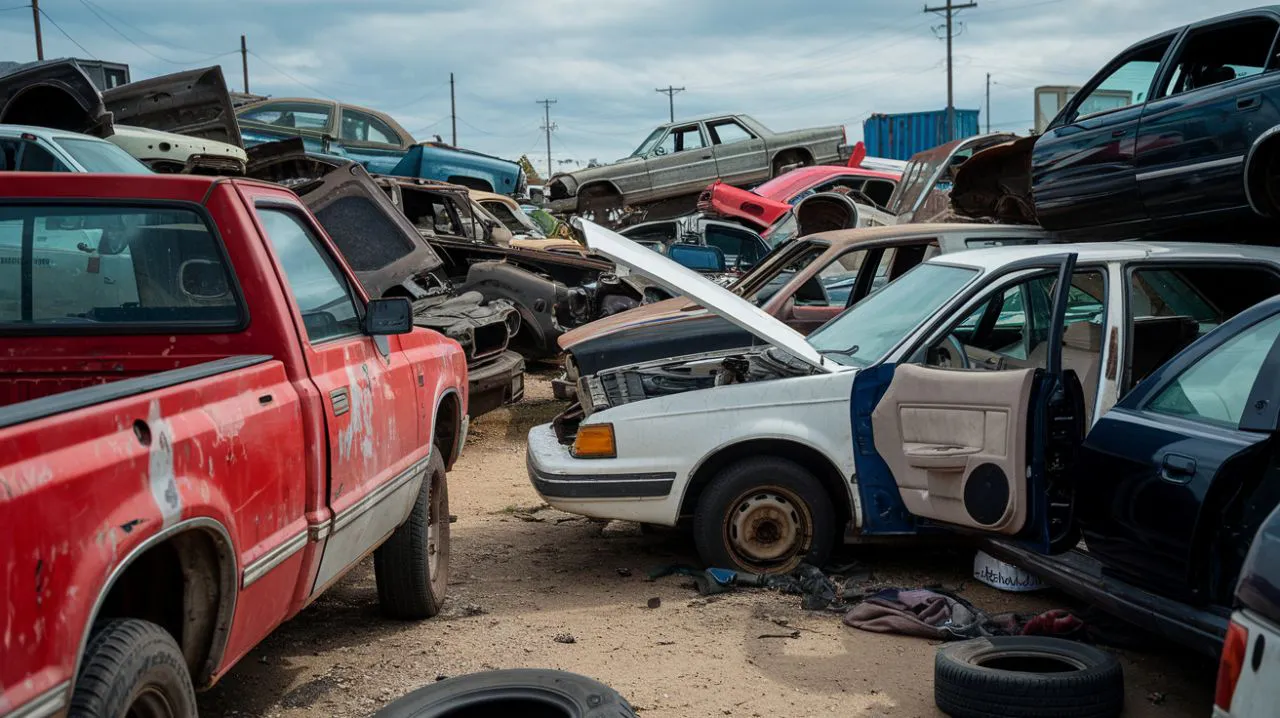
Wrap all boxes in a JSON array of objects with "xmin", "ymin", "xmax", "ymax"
[{"xmin": 871, "ymin": 363, "xmax": 1035, "ymax": 535}]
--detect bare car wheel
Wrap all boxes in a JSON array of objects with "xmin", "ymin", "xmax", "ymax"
[
  {"xmin": 693, "ymin": 457, "xmax": 835, "ymax": 574},
  {"xmin": 578, "ymin": 186, "xmax": 624, "ymax": 227}
]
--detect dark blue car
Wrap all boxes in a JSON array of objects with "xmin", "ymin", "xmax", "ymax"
[
  {"xmin": 989, "ymin": 293, "xmax": 1280, "ymax": 657},
  {"xmin": 960, "ymin": 7, "xmax": 1280, "ymax": 236}
]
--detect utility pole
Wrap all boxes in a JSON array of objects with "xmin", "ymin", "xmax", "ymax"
[
  {"xmin": 240, "ymin": 35, "xmax": 249, "ymax": 94},
  {"xmin": 450, "ymin": 73, "xmax": 457, "ymax": 146},
  {"xmin": 985, "ymin": 72, "xmax": 990, "ymax": 133},
  {"xmin": 31, "ymin": 0, "xmax": 43, "ymax": 61},
  {"xmin": 655, "ymin": 86, "xmax": 685, "ymax": 123},
  {"xmin": 924, "ymin": 0, "xmax": 977, "ymax": 142},
  {"xmin": 536, "ymin": 98, "xmax": 557, "ymax": 180}
]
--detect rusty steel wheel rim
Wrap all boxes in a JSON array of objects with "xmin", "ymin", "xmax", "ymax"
[
  {"xmin": 427, "ymin": 471, "xmax": 445, "ymax": 578},
  {"xmin": 723, "ymin": 485, "xmax": 813, "ymax": 572},
  {"xmin": 128, "ymin": 686, "xmax": 177, "ymax": 718}
]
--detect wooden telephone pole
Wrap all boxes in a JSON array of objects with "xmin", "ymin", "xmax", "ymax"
[
  {"xmin": 924, "ymin": 0, "xmax": 977, "ymax": 141},
  {"xmin": 32, "ymin": 0, "xmax": 44, "ymax": 61}
]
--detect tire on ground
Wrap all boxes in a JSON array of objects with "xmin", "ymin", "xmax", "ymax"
[
  {"xmin": 934, "ymin": 636, "xmax": 1124, "ymax": 718},
  {"xmin": 69, "ymin": 618, "xmax": 198, "ymax": 718},
  {"xmin": 375, "ymin": 446, "xmax": 450, "ymax": 619},
  {"xmin": 693, "ymin": 456, "xmax": 835, "ymax": 574},
  {"xmin": 372, "ymin": 668, "xmax": 637, "ymax": 718}
]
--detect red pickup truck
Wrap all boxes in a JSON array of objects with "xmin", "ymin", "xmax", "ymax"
[{"xmin": 0, "ymin": 173, "xmax": 468, "ymax": 717}]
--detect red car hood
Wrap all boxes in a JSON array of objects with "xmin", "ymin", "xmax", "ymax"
[{"xmin": 698, "ymin": 180, "xmax": 791, "ymax": 230}]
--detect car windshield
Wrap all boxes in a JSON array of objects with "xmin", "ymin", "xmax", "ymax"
[
  {"xmin": 762, "ymin": 211, "xmax": 799, "ymax": 247},
  {"xmin": 807, "ymin": 262, "xmax": 979, "ymax": 367},
  {"xmin": 57, "ymin": 138, "xmax": 151, "ymax": 174},
  {"xmin": 630, "ymin": 127, "xmax": 666, "ymax": 158}
]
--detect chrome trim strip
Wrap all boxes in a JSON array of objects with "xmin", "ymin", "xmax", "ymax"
[
  {"xmin": 331, "ymin": 453, "xmax": 431, "ymax": 534},
  {"xmin": 1136, "ymin": 155, "xmax": 1243, "ymax": 182},
  {"xmin": 308, "ymin": 519, "xmax": 332, "ymax": 542},
  {"xmin": 7, "ymin": 682, "xmax": 69, "ymax": 718},
  {"xmin": 241, "ymin": 530, "xmax": 308, "ymax": 588}
]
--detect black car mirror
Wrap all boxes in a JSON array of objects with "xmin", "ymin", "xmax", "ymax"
[{"xmin": 366, "ymin": 297, "xmax": 413, "ymax": 335}]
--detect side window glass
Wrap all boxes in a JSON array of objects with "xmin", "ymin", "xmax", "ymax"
[
  {"xmin": 862, "ymin": 180, "xmax": 896, "ymax": 208},
  {"xmin": 257, "ymin": 208, "xmax": 362, "ymax": 343},
  {"xmin": 0, "ymin": 205, "xmax": 239, "ymax": 328},
  {"xmin": 340, "ymin": 109, "xmax": 400, "ymax": 145},
  {"xmin": 18, "ymin": 142, "xmax": 70, "ymax": 172},
  {"xmin": 707, "ymin": 120, "xmax": 754, "ymax": 145},
  {"xmin": 928, "ymin": 271, "xmax": 1105, "ymax": 370},
  {"xmin": 1161, "ymin": 18, "xmax": 1278, "ymax": 97},
  {"xmin": 239, "ymin": 102, "xmax": 332, "ymax": 131},
  {"xmin": 1147, "ymin": 314, "xmax": 1280, "ymax": 426},
  {"xmin": 806, "ymin": 249, "xmax": 871, "ymax": 308},
  {"xmin": 1071, "ymin": 40, "xmax": 1172, "ymax": 120},
  {"xmin": 672, "ymin": 126, "xmax": 705, "ymax": 152}
]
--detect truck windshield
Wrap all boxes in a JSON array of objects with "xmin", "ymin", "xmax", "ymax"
[
  {"xmin": 630, "ymin": 128, "xmax": 666, "ymax": 158},
  {"xmin": 57, "ymin": 138, "xmax": 151, "ymax": 174},
  {"xmin": 807, "ymin": 262, "xmax": 978, "ymax": 367}
]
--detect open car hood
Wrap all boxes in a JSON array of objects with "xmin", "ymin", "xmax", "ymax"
[
  {"xmin": 246, "ymin": 139, "xmax": 445, "ymax": 296},
  {"xmin": 102, "ymin": 66, "xmax": 243, "ymax": 147},
  {"xmin": 579, "ymin": 220, "xmax": 831, "ymax": 372},
  {"xmin": 0, "ymin": 59, "xmax": 112, "ymax": 135}
]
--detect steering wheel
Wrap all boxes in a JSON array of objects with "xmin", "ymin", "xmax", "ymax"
[
  {"xmin": 652, "ymin": 146, "xmax": 667, "ymax": 156},
  {"xmin": 929, "ymin": 334, "xmax": 971, "ymax": 369}
]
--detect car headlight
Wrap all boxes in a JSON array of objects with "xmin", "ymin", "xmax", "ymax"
[{"xmin": 572, "ymin": 422, "xmax": 616, "ymax": 458}]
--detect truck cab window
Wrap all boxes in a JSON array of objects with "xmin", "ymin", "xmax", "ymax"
[
  {"xmin": 257, "ymin": 208, "xmax": 362, "ymax": 343},
  {"xmin": 0, "ymin": 205, "xmax": 239, "ymax": 328}
]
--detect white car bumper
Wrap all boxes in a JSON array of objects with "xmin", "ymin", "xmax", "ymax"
[
  {"xmin": 1218, "ymin": 609, "xmax": 1280, "ymax": 717},
  {"xmin": 525, "ymin": 423, "xmax": 684, "ymax": 525}
]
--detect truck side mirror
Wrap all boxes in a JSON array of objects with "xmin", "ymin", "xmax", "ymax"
[{"xmin": 366, "ymin": 297, "xmax": 413, "ymax": 335}]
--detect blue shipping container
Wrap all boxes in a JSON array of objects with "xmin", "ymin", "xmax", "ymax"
[{"xmin": 862, "ymin": 109, "xmax": 981, "ymax": 161}]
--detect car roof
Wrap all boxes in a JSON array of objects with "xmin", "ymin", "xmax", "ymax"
[
  {"xmin": 800, "ymin": 222, "xmax": 1054, "ymax": 249},
  {"xmin": 933, "ymin": 241, "xmax": 1280, "ymax": 270},
  {"xmin": 0, "ymin": 124, "xmax": 115, "ymax": 143}
]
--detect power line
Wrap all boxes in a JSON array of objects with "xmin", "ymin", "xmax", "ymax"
[
  {"xmin": 0, "ymin": 4, "xmax": 31, "ymax": 11},
  {"xmin": 78, "ymin": 0, "xmax": 226, "ymax": 58},
  {"xmin": 247, "ymin": 51, "xmax": 337, "ymax": 100},
  {"xmin": 75, "ymin": 0, "xmax": 218, "ymax": 65},
  {"xmin": 37, "ymin": 8, "xmax": 95, "ymax": 59}
]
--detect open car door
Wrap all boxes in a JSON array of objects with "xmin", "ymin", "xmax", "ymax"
[{"xmin": 853, "ymin": 253, "xmax": 1085, "ymax": 552}]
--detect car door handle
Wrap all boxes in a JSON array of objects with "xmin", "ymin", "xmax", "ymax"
[
  {"xmin": 1111, "ymin": 129, "xmax": 1127, "ymax": 138},
  {"xmin": 700, "ymin": 154, "xmax": 712, "ymax": 160},
  {"xmin": 1238, "ymin": 94, "xmax": 1261, "ymax": 112},
  {"xmin": 1160, "ymin": 453, "xmax": 1197, "ymax": 483}
]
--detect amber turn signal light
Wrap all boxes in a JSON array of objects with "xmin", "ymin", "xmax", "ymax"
[
  {"xmin": 572, "ymin": 423, "xmax": 616, "ymax": 458},
  {"xmin": 1215, "ymin": 619, "xmax": 1249, "ymax": 710}
]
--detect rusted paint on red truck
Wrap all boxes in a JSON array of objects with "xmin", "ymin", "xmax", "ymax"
[{"xmin": 0, "ymin": 173, "xmax": 467, "ymax": 716}]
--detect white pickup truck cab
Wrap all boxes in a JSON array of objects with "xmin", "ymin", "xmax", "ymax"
[{"xmin": 528, "ymin": 223, "xmax": 1280, "ymax": 573}]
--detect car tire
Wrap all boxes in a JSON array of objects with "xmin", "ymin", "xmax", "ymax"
[
  {"xmin": 693, "ymin": 456, "xmax": 835, "ymax": 574},
  {"xmin": 772, "ymin": 151, "xmax": 810, "ymax": 177},
  {"xmin": 579, "ymin": 185, "xmax": 623, "ymax": 227},
  {"xmin": 934, "ymin": 636, "xmax": 1124, "ymax": 718},
  {"xmin": 69, "ymin": 619, "xmax": 198, "ymax": 718},
  {"xmin": 372, "ymin": 669, "xmax": 637, "ymax": 718},
  {"xmin": 375, "ymin": 446, "xmax": 450, "ymax": 620}
]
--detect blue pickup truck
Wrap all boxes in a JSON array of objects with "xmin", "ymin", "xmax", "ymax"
[{"xmin": 236, "ymin": 96, "xmax": 526, "ymax": 196}]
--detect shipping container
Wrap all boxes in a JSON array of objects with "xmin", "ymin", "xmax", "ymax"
[{"xmin": 862, "ymin": 109, "xmax": 980, "ymax": 161}]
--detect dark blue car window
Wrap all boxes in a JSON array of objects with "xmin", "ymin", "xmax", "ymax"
[{"xmin": 1148, "ymin": 313, "xmax": 1280, "ymax": 427}]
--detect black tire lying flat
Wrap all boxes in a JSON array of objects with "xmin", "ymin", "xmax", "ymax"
[
  {"xmin": 69, "ymin": 619, "xmax": 197, "ymax": 718},
  {"xmin": 375, "ymin": 446, "xmax": 450, "ymax": 619},
  {"xmin": 373, "ymin": 669, "xmax": 637, "ymax": 718},
  {"xmin": 935, "ymin": 636, "xmax": 1123, "ymax": 718}
]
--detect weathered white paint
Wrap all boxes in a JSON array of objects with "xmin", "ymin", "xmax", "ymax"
[{"xmin": 146, "ymin": 400, "xmax": 181, "ymax": 529}]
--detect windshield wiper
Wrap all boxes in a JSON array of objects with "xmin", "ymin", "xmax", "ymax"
[{"xmin": 819, "ymin": 345, "xmax": 860, "ymax": 359}]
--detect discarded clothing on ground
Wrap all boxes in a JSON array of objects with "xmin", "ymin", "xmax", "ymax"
[
  {"xmin": 649, "ymin": 562, "xmax": 869, "ymax": 609},
  {"xmin": 843, "ymin": 588, "xmax": 987, "ymax": 640},
  {"xmin": 842, "ymin": 587, "xmax": 1089, "ymax": 643}
]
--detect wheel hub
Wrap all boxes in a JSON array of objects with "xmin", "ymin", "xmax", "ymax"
[{"xmin": 729, "ymin": 492, "xmax": 802, "ymax": 562}]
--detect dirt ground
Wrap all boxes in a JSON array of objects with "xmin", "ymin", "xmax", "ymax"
[{"xmin": 200, "ymin": 370, "xmax": 1217, "ymax": 717}]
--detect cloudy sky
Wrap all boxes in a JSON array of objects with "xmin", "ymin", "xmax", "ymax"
[{"xmin": 0, "ymin": 0, "xmax": 1264, "ymax": 175}]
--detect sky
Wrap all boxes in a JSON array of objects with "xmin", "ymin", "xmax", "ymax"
[{"xmin": 0, "ymin": 0, "xmax": 1266, "ymax": 176}]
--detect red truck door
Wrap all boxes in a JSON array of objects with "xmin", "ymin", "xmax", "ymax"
[{"xmin": 249, "ymin": 200, "xmax": 426, "ymax": 594}]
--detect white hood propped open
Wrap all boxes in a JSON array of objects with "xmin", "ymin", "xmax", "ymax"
[{"xmin": 579, "ymin": 220, "xmax": 834, "ymax": 372}]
